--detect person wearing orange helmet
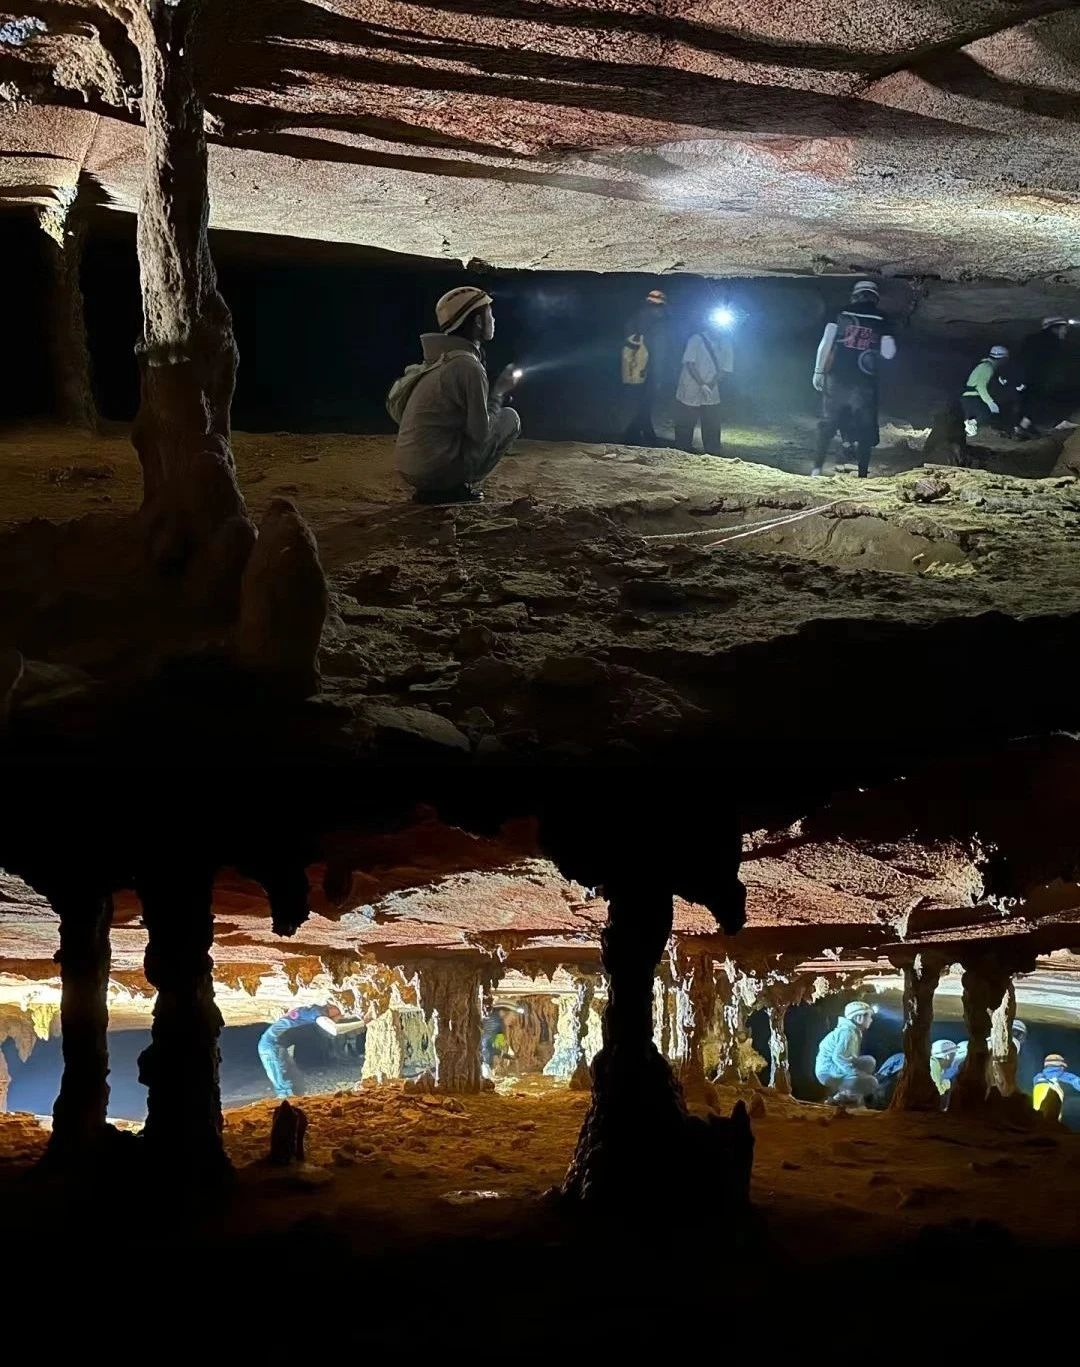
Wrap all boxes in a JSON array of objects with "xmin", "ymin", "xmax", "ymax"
[{"xmin": 621, "ymin": 288, "xmax": 671, "ymax": 446}]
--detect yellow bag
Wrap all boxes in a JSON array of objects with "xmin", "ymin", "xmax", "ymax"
[{"xmin": 621, "ymin": 333, "xmax": 649, "ymax": 385}]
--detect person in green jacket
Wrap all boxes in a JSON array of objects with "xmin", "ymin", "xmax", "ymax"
[{"xmin": 962, "ymin": 344, "xmax": 1015, "ymax": 438}]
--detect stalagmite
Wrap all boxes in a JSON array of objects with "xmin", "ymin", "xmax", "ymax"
[
  {"xmin": 563, "ymin": 882, "xmax": 752, "ymax": 1208},
  {"xmin": 48, "ymin": 888, "xmax": 113, "ymax": 1158},
  {"xmin": 414, "ymin": 954, "xmax": 499, "ymax": 1092},
  {"xmin": 890, "ymin": 950, "xmax": 947, "ymax": 1112},
  {"xmin": 136, "ymin": 865, "xmax": 226, "ymax": 1171},
  {"xmin": 39, "ymin": 182, "xmax": 98, "ymax": 431}
]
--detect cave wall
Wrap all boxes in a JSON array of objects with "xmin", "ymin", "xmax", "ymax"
[{"xmin": 5, "ymin": 213, "xmax": 1077, "ymax": 438}]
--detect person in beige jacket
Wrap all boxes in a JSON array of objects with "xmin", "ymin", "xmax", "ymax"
[{"xmin": 393, "ymin": 286, "xmax": 521, "ymax": 504}]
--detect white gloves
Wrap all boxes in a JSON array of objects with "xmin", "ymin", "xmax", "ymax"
[{"xmin": 812, "ymin": 371, "xmax": 825, "ymax": 393}]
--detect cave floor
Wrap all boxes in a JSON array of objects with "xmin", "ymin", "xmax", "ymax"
[{"xmin": 1, "ymin": 1080, "xmax": 1077, "ymax": 1329}]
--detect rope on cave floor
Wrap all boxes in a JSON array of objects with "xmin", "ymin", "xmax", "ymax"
[{"xmin": 639, "ymin": 498, "xmax": 854, "ymax": 549}]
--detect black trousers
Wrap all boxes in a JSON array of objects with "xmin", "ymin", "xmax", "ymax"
[
  {"xmin": 622, "ymin": 376, "xmax": 658, "ymax": 444},
  {"xmin": 673, "ymin": 400, "xmax": 723, "ymax": 454},
  {"xmin": 817, "ymin": 377, "xmax": 879, "ymax": 475}
]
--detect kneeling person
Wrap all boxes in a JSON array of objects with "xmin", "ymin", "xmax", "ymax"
[
  {"xmin": 815, "ymin": 1000, "xmax": 880, "ymax": 1105},
  {"xmin": 391, "ymin": 286, "xmax": 521, "ymax": 504}
]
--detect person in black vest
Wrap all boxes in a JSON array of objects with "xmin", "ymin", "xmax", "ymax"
[
  {"xmin": 1015, "ymin": 315, "xmax": 1074, "ymax": 437},
  {"xmin": 811, "ymin": 281, "xmax": 897, "ymax": 478}
]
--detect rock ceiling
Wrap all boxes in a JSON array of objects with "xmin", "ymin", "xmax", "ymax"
[{"xmin": 2, "ymin": 1, "xmax": 1080, "ymax": 278}]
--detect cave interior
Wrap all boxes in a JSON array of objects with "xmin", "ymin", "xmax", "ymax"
[{"xmin": 2, "ymin": 0, "xmax": 1080, "ymax": 1339}]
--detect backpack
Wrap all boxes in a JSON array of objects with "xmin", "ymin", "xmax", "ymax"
[
  {"xmin": 621, "ymin": 333, "xmax": 650, "ymax": 385},
  {"xmin": 386, "ymin": 351, "xmax": 471, "ymax": 425}
]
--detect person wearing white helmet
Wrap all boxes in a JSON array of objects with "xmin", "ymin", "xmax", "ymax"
[
  {"xmin": 390, "ymin": 285, "xmax": 521, "ymax": 504},
  {"xmin": 961, "ymin": 344, "xmax": 1015, "ymax": 438},
  {"xmin": 1015, "ymin": 315, "xmax": 1076, "ymax": 437},
  {"xmin": 814, "ymin": 1000, "xmax": 880, "ymax": 1105},
  {"xmin": 811, "ymin": 280, "xmax": 896, "ymax": 478}
]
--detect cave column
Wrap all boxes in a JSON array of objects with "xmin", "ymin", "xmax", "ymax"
[
  {"xmin": 47, "ymin": 888, "xmax": 113, "ymax": 1157},
  {"xmin": 674, "ymin": 947, "xmax": 719, "ymax": 1102},
  {"xmin": 136, "ymin": 864, "xmax": 226, "ymax": 1171},
  {"xmin": 125, "ymin": 0, "xmax": 252, "ymax": 587},
  {"xmin": 563, "ymin": 881, "xmax": 692, "ymax": 1201},
  {"xmin": 766, "ymin": 1004, "xmax": 792, "ymax": 1095},
  {"xmin": 39, "ymin": 181, "xmax": 98, "ymax": 431},
  {"xmin": 951, "ymin": 951, "xmax": 1009, "ymax": 1112},
  {"xmin": 890, "ymin": 950, "xmax": 947, "ymax": 1112},
  {"xmin": 989, "ymin": 979, "xmax": 1018, "ymax": 1096},
  {"xmin": 569, "ymin": 973, "xmax": 597, "ymax": 1090},
  {"xmin": 416, "ymin": 954, "xmax": 498, "ymax": 1092}
]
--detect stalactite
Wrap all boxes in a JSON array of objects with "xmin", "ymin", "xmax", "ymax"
[
  {"xmin": 47, "ymin": 888, "xmax": 113, "ymax": 1158},
  {"xmin": 890, "ymin": 950, "xmax": 947, "ymax": 1112},
  {"xmin": 39, "ymin": 181, "xmax": 98, "ymax": 431},
  {"xmin": 766, "ymin": 1005, "xmax": 791, "ymax": 1095},
  {"xmin": 563, "ymin": 883, "xmax": 753, "ymax": 1208},
  {"xmin": 414, "ymin": 954, "xmax": 499, "ymax": 1092},
  {"xmin": 136, "ymin": 864, "xmax": 227, "ymax": 1172}
]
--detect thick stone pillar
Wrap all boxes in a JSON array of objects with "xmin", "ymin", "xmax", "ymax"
[
  {"xmin": 129, "ymin": 0, "xmax": 250, "ymax": 576},
  {"xmin": 563, "ymin": 884, "xmax": 753, "ymax": 1208},
  {"xmin": 39, "ymin": 183, "xmax": 98, "ymax": 431},
  {"xmin": 989, "ymin": 980, "xmax": 1018, "ymax": 1096},
  {"xmin": 766, "ymin": 1005, "xmax": 791, "ymax": 1095},
  {"xmin": 136, "ymin": 865, "xmax": 226, "ymax": 1171},
  {"xmin": 48, "ymin": 890, "xmax": 113, "ymax": 1157},
  {"xmin": 415, "ymin": 954, "xmax": 498, "ymax": 1092},
  {"xmin": 890, "ymin": 951, "xmax": 947, "ymax": 1112}
]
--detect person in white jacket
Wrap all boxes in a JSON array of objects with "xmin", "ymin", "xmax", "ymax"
[
  {"xmin": 674, "ymin": 314, "xmax": 734, "ymax": 455},
  {"xmin": 393, "ymin": 286, "xmax": 521, "ymax": 504},
  {"xmin": 815, "ymin": 1000, "xmax": 880, "ymax": 1104},
  {"xmin": 811, "ymin": 281, "xmax": 896, "ymax": 478}
]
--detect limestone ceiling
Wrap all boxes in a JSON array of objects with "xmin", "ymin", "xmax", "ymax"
[{"xmin": 2, "ymin": 1, "xmax": 1080, "ymax": 277}]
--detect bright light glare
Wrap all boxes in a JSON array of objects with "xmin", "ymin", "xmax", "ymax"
[
  {"xmin": 710, "ymin": 306, "xmax": 736, "ymax": 329},
  {"xmin": 512, "ymin": 368, "xmax": 524, "ymax": 379}
]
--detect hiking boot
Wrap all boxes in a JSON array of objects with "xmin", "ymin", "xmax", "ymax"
[{"xmin": 964, "ymin": 418, "xmax": 978, "ymax": 439}]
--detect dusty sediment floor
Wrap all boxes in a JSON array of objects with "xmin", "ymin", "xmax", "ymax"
[
  {"xmin": 5, "ymin": 422, "xmax": 1080, "ymax": 761},
  {"xmin": 2, "ymin": 1083, "xmax": 1078, "ymax": 1320}
]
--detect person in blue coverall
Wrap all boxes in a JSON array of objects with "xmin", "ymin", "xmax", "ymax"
[{"xmin": 258, "ymin": 1003, "xmax": 361, "ymax": 1098}]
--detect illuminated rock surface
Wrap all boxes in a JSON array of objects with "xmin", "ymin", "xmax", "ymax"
[{"xmin": 3, "ymin": 3, "xmax": 1080, "ymax": 281}]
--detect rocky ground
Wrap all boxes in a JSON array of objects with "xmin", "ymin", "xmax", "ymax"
[
  {"xmin": 1, "ymin": 1079, "xmax": 1077, "ymax": 1336},
  {"xmin": 4, "ymin": 420, "xmax": 1080, "ymax": 764}
]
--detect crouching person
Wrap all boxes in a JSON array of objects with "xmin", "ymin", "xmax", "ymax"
[
  {"xmin": 390, "ymin": 286, "xmax": 521, "ymax": 504},
  {"xmin": 815, "ymin": 1000, "xmax": 880, "ymax": 1106}
]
